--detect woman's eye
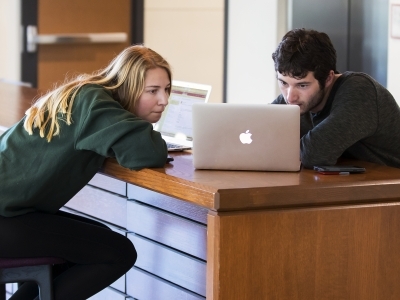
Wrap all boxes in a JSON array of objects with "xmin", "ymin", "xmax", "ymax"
[{"xmin": 149, "ymin": 89, "xmax": 157, "ymax": 94}]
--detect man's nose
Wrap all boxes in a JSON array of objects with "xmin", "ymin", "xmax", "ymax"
[{"xmin": 286, "ymin": 87, "xmax": 298, "ymax": 104}]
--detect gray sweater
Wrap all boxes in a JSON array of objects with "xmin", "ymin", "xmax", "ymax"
[{"xmin": 272, "ymin": 72, "xmax": 400, "ymax": 169}]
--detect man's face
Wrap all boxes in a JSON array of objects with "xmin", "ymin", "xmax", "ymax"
[{"xmin": 276, "ymin": 71, "xmax": 326, "ymax": 115}]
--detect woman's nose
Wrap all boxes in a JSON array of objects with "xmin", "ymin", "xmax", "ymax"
[{"xmin": 159, "ymin": 92, "xmax": 169, "ymax": 106}]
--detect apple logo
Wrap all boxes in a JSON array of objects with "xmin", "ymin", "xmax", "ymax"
[{"xmin": 239, "ymin": 130, "xmax": 252, "ymax": 144}]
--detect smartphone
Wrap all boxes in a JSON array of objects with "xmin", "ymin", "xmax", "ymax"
[{"xmin": 313, "ymin": 165, "xmax": 366, "ymax": 175}]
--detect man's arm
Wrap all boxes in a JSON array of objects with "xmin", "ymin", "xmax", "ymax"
[{"xmin": 300, "ymin": 77, "xmax": 378, "ymax": 168}]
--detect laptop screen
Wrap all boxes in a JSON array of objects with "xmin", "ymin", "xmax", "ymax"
[{"xmin": 154, "ymin": 80, "xmax": 211, "ymax": 142}]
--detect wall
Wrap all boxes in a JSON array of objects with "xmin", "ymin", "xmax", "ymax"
[
  {"xmin": 0, "ymin": 0, "xmax": 21, "ymax": 82},
  {"xmin": 144, "ymin": 0, "xmax": 224, "ymax": 103},
  {"xmin": 1, "ymin": 0, "xmax": 399, "ymax": 105},
  {"xmin": 387, "ymin": 0, "xmax": 400, "ymax": 104},
  {"xmin": 289, "ymin": 0, "xmax": 388, "ymax": 87},
  {"xmin": 225, "ymin": 0, "xmax": 286, "ymax": 103}
]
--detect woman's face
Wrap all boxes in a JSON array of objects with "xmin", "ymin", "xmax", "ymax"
[{"xmin": 134, "ymin": 67, "xmax": 170, "ymax": 123}]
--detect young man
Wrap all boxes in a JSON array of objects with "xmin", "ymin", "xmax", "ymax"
[{"xmin": 271, "ymin": 28, "xmax": 400, "ymax": 169}]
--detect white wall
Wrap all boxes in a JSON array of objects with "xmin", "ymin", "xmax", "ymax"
[
  {"xmin": 387, "ymin": 0, "xmax": 400, "ymax": 104},
  {"xmin": 144, "ymin": 0, "xmax": 224, "ymax": 103},
  {"xmin": 2, "ymin": 0, "xmax": 399, "ymax": 106},
  {"xmin": 225, "ymin": 0, "xmax": 287, "ymax": 103},
  {"xmin": 0, "ymin": 0, "xmax": 21, "ymax": 82}
]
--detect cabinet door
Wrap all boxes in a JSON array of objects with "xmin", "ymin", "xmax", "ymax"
[{"xmin": 21, "ymin": 0, "xmax": 142, "ymax": 90}]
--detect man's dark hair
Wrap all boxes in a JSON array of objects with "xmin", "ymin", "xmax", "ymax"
[{"xmin": 272, "ymin": 28, "xmax": 339, "ymax": 88}]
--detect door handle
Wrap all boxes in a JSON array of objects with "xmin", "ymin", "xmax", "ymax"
[{"xmin": 26, "ymin": 25, "xmax": 128, "ymax": 53}]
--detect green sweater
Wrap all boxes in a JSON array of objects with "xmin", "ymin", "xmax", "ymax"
[{"xmin": 0, "ymin": 84, "xmax": 167, "ymax": 217}]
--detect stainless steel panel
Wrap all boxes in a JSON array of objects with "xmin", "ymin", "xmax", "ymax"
[
  {"xmin": 65, "ymin": 185, "xmax": 127, "ymax": 228},
  {"xmin": 291, "ymin": 0, "xmax": 349, "ymax": 73},
  {"xmin": 89, "ymin": 173, "xmax": 127, "ymax": 196},
  {"xmin": 110, "ymin": 273, "xmax": 125, "ymax": 293},
  {"xmin": 290, "ymin": 0, "xmax": 388, "ymax": 86},
  {"xmin": 127, "ymin": 201, "xmax": 207, "ymax": 260},
  {"xmin": 128, "ymin": 234, "xmax": 206, "ymax": 297},
  {"xmin": 126, "ymin": 267, "xmax": 205, "ymax": 300},
  {"xmin": 88, "ymin": 287, "xmax": 129, "ymax": 300},
  {"xmin": 348, "ymin": 0, "xmax": 388, "ymax": 86},
  {"xmin": 127, "ymin": 184, "xmax": 208, "ymax": 224}
]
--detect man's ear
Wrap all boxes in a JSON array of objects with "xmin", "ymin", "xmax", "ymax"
[{"xmin": 325, "ymin": 70, "xmax": 335, "ymax": 87}]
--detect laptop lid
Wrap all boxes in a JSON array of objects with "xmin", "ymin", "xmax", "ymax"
[
  {"xmin": 154, "ymin": 80, "xmax": 211, "ymax": 149},
  {"xmin": 192, "ymin": 103, "xmax": 301, "ymax": 171}
]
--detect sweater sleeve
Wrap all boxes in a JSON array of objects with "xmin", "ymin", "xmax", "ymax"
[
  {"xmin": 74, "ymin": 85, "xmax": 168, "ymax": 170},
  {"xmin": 300, "ymin": 76, "xmax": 378, "ymax": 168}
]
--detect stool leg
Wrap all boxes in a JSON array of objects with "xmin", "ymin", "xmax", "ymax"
[
  {"xmin": 0, "ymin": 265, "xmax": 54, "ymax": 300},
  {"xmin": 0, "ymin": 283, "xmax": 6, "ymax": 300},
  {"xmin": 34, "ymin": 265, "xmax": 54, "ymax": 300}
]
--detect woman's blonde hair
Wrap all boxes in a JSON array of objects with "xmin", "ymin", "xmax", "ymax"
[{"xmin": 24, "ymin": 45, "xmax": 172, "ymax": 142}]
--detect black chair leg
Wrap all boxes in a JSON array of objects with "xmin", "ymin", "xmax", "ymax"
[
  {"xmin": 35, "ymin": 265, "xmax": 54, "ymax": 300},
  {"xmin": 0, "ymin": 283, "xmax": 6, "ymax": 300},
  {"xmin": 0, "ymin": 265, "xmax": 54, "ymax": 300}
]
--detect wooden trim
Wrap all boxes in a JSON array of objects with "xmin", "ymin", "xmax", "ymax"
[{"xmin": 206, "ymin": 213, "xmax": 219, "ymax": 300}]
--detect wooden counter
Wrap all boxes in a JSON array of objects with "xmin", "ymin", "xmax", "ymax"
[
  {"xmin": 103, "ymin": 154, "xmax": 400, "ymax": 211},
  {"xmin": 2, "ymin": 82, "xmax": 400, "ymax": 300}
]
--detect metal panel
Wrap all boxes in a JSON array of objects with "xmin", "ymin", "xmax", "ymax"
[
  {"xmin": 128, "ymin": 234, "xmax": 206, "ymax": 296},
  {"xmin": 291, "ymin": 0, "xmax": 349, "ymax": 73},
  {"xmin": 290, "ymin": 0, "xmax": 388, "ymax": 86},
  {"xmin": 88, "ymin": 287, "xmax": 129, "ymax": 300},
  {"xmin": 348, "ymin": 0, "xmax": 388, "ymax": 86},
  {"xmin": 127, "ymin": 267, "xmax": 205, "ymax": 300},
  {"xmin": 89, "ymin": 173, "xmax": 127, "ymax": 196},
  {"xmin": 127, "ymin": 201, "xmax": 207, "ymax": 260},
  {"xmin": 65, "ymin": 185, "xmax": 127, "ymax": 228},
  {"xmin": 128, "ymin": 184, "xmax": 208, "ymax": 224}
]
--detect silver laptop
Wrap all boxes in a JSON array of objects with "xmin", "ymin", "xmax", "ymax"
[
  {"xmin": 154, "ymin": 80, "xmax": 212, "ymax": 151},
  {"xmin": 192, "ymin": 103, "xmax": 301, "ymax": 171}
]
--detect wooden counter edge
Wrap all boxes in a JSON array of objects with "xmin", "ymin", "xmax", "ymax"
[
  {"xmin": 102, "ymin": 158, "xmax": 400, "ymax": 212},
  {"xmin": 216, "ymin": 180, "xmax": 400, "ymax": 210},
  {"xmin": 101, "ymin": 158, "xmax": 219, "ymax": 210}
]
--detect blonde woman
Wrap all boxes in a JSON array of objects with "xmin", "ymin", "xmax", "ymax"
[{"xmin": 0, "ymin": 45, "xmax": 171, "ymax": 299}]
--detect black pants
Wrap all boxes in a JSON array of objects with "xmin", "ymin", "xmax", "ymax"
[{"xmin": 0, "ymin": 210, "xmax": 136, "ymax": 300}]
